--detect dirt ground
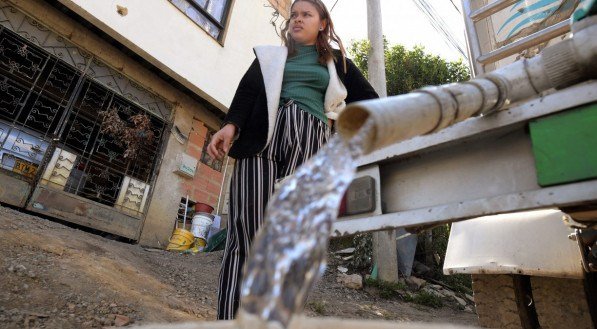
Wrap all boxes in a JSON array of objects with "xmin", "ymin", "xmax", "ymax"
[{"xmin": 0, "ymin": 204, "xmax": 478, "ymax": 328}]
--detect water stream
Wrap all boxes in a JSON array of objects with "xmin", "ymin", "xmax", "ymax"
[{"xmin": 239, "ymin": 120, "xmax": 374, "ymax": 328}]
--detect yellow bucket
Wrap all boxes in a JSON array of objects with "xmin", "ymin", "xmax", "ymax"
[
  {"xmin": 166, "ymin": 228, "xmax": 195, "ymax": 251},
  {"xmin": 195, "ymin": 237, "xmax": 207, "ymax": 247},
  {"xmin": 188, "ymin": 238, "xmax": 207, "ymax": 254}
]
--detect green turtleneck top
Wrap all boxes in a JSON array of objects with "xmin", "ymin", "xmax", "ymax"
[{"xmin": 279, "ymin": 45, "xmax": 330, "ymax": 123}]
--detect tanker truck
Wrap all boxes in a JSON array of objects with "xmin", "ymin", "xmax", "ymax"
[{"xmin": 332, "ymin": 1, "xmax": 597, "ymax": 327}]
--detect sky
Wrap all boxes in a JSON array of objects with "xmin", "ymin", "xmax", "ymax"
[{"xmin": 319, "ymin": 0, "xmax": 467, "ymax": 62}]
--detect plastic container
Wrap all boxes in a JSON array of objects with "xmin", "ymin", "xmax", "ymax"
[
  {"xmin": 205, "ymin": 228, "xmax": 227, "ymax": 252},
  {"xmin": 194, "ymin": 202, "xmax": 214, "ymax": 214},
  {"xmin": 195, "ymin": 237, "xmax": 207, "ymax": 248},
  {"xmin": 166, "ymin": 228, "xmax": 195, "ymax": 251},
  {"xmin": 207, "ymin": 214, "xmax": 222, "ymax": 240},
  {"xmin": 191, "ymin": 212, "xmax": 214, "ymax": 245}
]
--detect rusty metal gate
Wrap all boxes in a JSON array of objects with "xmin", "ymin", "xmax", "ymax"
[{"xmin": 0, "ymin": 6, "xmax": 172, "ymax": 239}]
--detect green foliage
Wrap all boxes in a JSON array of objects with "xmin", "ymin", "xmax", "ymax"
[
  {"xmin": 439, "ymin": 273, "xmax": 473, "ymax": 294},
  {"xmin": 364, "ymin": 278, "xmax": 407, "ymax": 299},
  {"xmin": 329, "ymin": 236, "xmax": 353, "ymax": 251},
  {"xmin": 348, "ymin": 39, "xmax": 371, "ymax": 80},
  {"xmin": 412, "ymin": 224, "xmax": 472, "ymax": 292},
  {"xmin": 348, "ymin": 40, "xmax": 470, "ymax": 96},
  {"xmin": 424, "ymin": 224, "xmax": 473, "ymax": 292},
  {"xmin": 308, "ymin": 300, "xmax": 326, "ymax": 315},
  {"xmin": 348, "ymin": 233, "xmax": 373, "ymax": 270},
  {"xmin": 365, "ymin": 278, "xmax": 443, "ymax": 308},
  {"xmin": 411, "ymin": 290, "xmax": 443, "ymax": 308},
  {"xmin": 431, "ymin": 224, "xmax": 450, "ymax": 259}
]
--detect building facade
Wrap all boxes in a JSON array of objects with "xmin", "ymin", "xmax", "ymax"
[{"xmin": 0, "ymin": 0, "xmax": 290, "ymax": 247}]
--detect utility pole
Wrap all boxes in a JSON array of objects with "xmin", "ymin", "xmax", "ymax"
[
  {"xmin": 366, "ymin": 0, "xmax": 397, "ymax": 283},
  {"xmin": 367, "ymin": 0, "xmax": 387, "ymax": 98}
]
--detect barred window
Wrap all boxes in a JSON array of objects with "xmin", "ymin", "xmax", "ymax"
[
  {"xmin": 169, "ymin": 0, "xmax": 233, "ymax": 41},
  {"xmin": 201, "ymin": 129, "xmax": 223, "ymax": 172}
]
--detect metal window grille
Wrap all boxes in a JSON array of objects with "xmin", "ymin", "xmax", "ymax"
[
  {"xmin": 57, "ymin": 79, "xmax": 167, "ymax": 207},
  {"xmin": 0, "ymin": 9, "xmax": 172, "ymax": 211},
  {"xmin": 0, "ymin": 29, "xmax": 77, "ymax": 182}
]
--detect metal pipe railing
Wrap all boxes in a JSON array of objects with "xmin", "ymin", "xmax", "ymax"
[
  {"xmin": 470, "ymin": 0, "xmax": 520, "ymax": 22},
  {"xmin": 477, "ymin": 19, "xmax": 571, "ymax": 65},
  {"xmin": 462, "ymin": 0, "xmax": 572, "ymax": 72},
  {"xmin": 462, "ymin": 0, "xmax": 485, "ymax": 76}
]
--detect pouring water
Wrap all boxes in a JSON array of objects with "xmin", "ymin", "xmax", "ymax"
[{"xmin": 239, "ymin": 120, "xmax": 375, "ymax": 328}]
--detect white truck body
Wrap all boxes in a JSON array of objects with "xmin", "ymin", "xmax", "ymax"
[
  {"xmin": 443, "ymin": 209, "xmax": 584, "ymax": 279},
  {"xmin": 331, "ymin": 0, "xmax": 597, "ymax": 278},
  {"xmin": 332, "ymin": 0, "xmax": 597, "ymax": 326}
]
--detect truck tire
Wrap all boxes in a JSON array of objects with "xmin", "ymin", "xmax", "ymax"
[
  {"xmin": 472, "ymin": 274, "xmax": 523, "ymax": 328},
  {"xmin": 531, "ymin": 276, "xmax": 593, "ymax": 329}
]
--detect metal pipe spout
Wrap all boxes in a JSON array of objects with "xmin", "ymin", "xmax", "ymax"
[{"xmin": 337, "ymin": 18, "xmax": 597, "ymax": 155}]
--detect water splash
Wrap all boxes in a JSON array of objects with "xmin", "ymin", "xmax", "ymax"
[{"xmin": 240, "ymin": 120, "xmax": 374, "ymax": 328}]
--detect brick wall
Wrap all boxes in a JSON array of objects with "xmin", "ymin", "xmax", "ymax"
[{"xmin": 182, "ymin": 118, "xmax": 224, "ymax": 211}]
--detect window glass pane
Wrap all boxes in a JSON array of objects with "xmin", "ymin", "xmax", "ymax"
[
  {"xmin": 170, "ymin": 0, "xmax": 222, "ymax": 39},
  {"xmin": 190, "ymin": 0, "xmax": 208, "ymax": 7},
  {"xmin": 206, "ymin": 0, "xmax": 227, "ymax": 22}
]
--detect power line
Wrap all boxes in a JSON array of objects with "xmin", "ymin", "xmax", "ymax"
[
  {"xmin": 330, "ymin": 0, "xmax": 341, "ymax": 12},
  {"xmin": 449, "ymin": 0, "xmax": 462, "ymax": 14},
  {"xmin": 423, "ymin": 0, "xmax": 467, "ymax": 58},
  {"xmin": 411, "ymin": 0, "xmax": 468, "ymax": 60}
]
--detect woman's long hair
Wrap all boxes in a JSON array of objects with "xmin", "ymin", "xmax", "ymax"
[{"xmin": 281, "ymin": 0, "xmax": 347, "ymax": 72}]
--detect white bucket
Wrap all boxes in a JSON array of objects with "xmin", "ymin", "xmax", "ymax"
[
  {"xmin": 191, "ymin": 212, "xmax": 214, "ymax": 242},
  {"xmin": 207, "ymin": 214, "xmax": 222, "ymax": 240}
]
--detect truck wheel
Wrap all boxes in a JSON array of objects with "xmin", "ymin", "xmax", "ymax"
[
  {"xmin": 472, "ymin": 274, "xmax": 524, "ymax": 328},
  {"xmin": 531, "ymin": 276, "xmax": 593, "ymax": 329}
]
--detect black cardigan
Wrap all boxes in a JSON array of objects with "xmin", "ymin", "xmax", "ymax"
[{"xmin": 224, "ymin": 52, "xmax": 379, "ymax": 159}]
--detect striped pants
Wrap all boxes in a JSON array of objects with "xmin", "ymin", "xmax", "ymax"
[{"xmin": 217, "ymin": 101, "xmax": 331, "ymax": 319}]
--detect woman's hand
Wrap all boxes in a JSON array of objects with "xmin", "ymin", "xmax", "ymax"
[{"xmin": 207, "ymin": 124, "xmax": 237, "ymax": 160}]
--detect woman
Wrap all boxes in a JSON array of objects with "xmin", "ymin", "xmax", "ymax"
[{"xmin": 208, "ymin": 0, "xmax": 378, "ymax": 320}]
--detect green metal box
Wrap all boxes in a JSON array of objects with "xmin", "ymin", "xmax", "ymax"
[{"xmin": 530, "ymin": 102, "xmax": 597, "ymax": 186}]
